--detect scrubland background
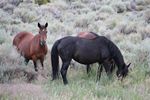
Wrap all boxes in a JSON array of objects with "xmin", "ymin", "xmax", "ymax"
[{"xmin": 0, "ymin": 0, "xmax": 150, "ymax": 99}]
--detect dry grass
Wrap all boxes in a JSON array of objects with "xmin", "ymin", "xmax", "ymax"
[
  {"xmin": 0, "ymin": 83, "xmax": 49, "ymax": 100},
  {"xmin": 0, "ymin": 68, "xmax": 38, "ymax": 83}
]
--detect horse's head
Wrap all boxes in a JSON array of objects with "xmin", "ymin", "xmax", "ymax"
[
  {"xmin": 116, "ymin": 63, "xmax": 131, "ymax": 80},
  {"xmin": 38, "ymin": 22, "xmax": 48, "ymax": 47}
]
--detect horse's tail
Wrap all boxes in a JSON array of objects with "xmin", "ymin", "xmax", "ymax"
[{"xmin": 51, "ymin": 39, "xmax": 61, "ymax": 80}]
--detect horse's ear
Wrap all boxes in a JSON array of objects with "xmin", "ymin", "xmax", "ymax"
[
  {"xmin": 45, "ymin": 23, "xmax": 48, "ymax": 28},
  {"xmin": 127, "ymin": 63, "xmax": 131, "ymax": 68},
  {"xmin": 38, "ymin": 23, "xmax": 41, "ymax": 28}
]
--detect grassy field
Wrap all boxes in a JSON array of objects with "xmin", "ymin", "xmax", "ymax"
[{"xmin": 0, "ymin": 0, "xmax": 150, "ymax": 100}]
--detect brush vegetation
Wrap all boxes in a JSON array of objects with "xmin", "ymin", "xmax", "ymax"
[{"xmin": 0, "ymin": 0, "xmax": 150, "ymax": 99}]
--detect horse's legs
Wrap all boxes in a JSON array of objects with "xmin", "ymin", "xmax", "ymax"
[
  {"xmin": 110, "ymin": 63, "xmax": 115, "ymax": 73},
  {"xmin": 103, "ymin": 62, "xmax": 111, "ymax": 77},
  {"xmin": 40, "ymin": 58, "xmax": 44, "ymax": 70},
  {"xmin": 33, "ymin": 61, "xmax": 38, "ymax": 72},
  {"xmin": 96, "ymin": 64, "xmax": 103, "ymax": 82},
  {"xmin": 103, "ymin": 60, "xmax": 116, "ymax": 78},
  {"xmin": 24, "ymin": 58, "xmax": 29, "ymax": 65},
  {"xmin": 86, "ymin": 64, "xmax": 91, "ymax": 74},
  {"xmin": 61, "ymin": 61, "xmax": 70, "ymax": 85}
]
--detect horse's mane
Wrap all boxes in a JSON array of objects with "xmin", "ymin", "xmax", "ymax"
[
  {"xmin": 89, "ymin": 32, "xmax": 99, "ymax": 37},
  {"xmin": 106, "ymin": 38, "xmax": 125, "ymax": 69}
]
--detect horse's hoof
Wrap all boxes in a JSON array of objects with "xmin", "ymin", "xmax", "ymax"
[
  {"xmin": 64, "ymin": 81, "xmax": 68, "ymax": 85},
  {"xmin": 64, "ymin": 83, "xmax": 68, "ymax": 85},
  {"xmin": 51, "ymin": 78, "xmax": 54, "ymax": 81},
  {"xmin": 51, "ymin": 77, "xmax": 56, "ymax": 81}
]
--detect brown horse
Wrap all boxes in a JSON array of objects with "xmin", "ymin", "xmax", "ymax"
[{"xmin": 13, "ymin": 23, "xmax": 48, "ymax": 71}]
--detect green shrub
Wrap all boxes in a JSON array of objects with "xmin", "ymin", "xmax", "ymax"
[{"xmin": 35, "ymin": 0, "xmax": 50, "ymax": 5}]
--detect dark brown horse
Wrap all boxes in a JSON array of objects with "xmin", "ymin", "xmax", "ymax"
[
  {"xmin": 77, "ymin": 32, "xmax": 116, "ymax": 77},
  {"xmin": 13, "ymin": 23, "xmax": 48, "ymax": 71},
  {"xmin": 51, "ymin": 35, "xmax": 131, "ymax": 85}
]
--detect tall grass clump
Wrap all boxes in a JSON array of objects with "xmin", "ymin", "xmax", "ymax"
[
  {"xmin": 143, "ymin": 10, "xmax": 150, "ymax": 24},
  {"xmin": 0, "ymin": 32, "xmax": 6, "ymax": 45},
  {"xmin": 138, "ymin": 25, "xmax": 150, "ymax": 40},
  {"xmin": 145, "ymin": 0, "xmax": 150, "ymax": 5},
  {"xmin": 114, "ymin": 20, "xmax": 137, "ymax": 35},
  {"xmin": 105, "ymin": 17, "xmax": 119, "ymax": 30},
  {"xmin": 0, "ymin": 43, "xmax": 39, "ymax": 83},
  {"xmin": 13, "ymin": 7, "xmax": 39, "ymax": 23},
  {"xmin": 0, "ymin": 9, "xmax": 13, "ymax": 25},
  {"xmin": 111, "ymin": 2, "xmax": 127, "ymax": 13},
  {"xmin": 74, "ymin": 13, "xmax": 95, "ymax": 29},
  {"xmin": 135, "ymin": 0, "xmax": 145, "ymax": 6},
  {"xmin": 99, "ymin": 5, "xmax": 115, "ymax": 14},
  {"xmin": 70, "ymin": 1, "xmax": 86, "ymax": 9}
]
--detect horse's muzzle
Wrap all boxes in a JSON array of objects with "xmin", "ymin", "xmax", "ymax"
[{"xmin": 40, "ymin": 41, "xmax": 46, "ymax": 47}]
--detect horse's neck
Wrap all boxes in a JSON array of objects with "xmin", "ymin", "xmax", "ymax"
[
  {"xmin": 113, "ymin": 54, "xmax": 125, "ymax": 70},
  {"xmin": 32, "ymin": 34, "xmax": 47, "ymax": 48},
  {"xmin": 30, "ymin": 35, "xmax": 47, "ymax": 55},
  {"xmin": 33, "ymin": 34, "xmax": 40, "ymax": 42},
  {"xmin": 108, "ymin": 40, "xmax": 125, "ymax": 70}
]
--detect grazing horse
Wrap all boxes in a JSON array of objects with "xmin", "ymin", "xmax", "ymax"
[
  {"xmin": 13, "ymin": 23, "xmax": 48, "ymax": 72},
  {"xmin": 77, "ymin": 32, "xmax": 116, "ymax": 76},
  {"xmin": 51, "ymin": 35, "xmax": 130, "ymax": 84}
]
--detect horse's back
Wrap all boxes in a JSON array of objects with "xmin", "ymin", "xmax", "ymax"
[
  {"xmin": 77, "ymin": 32, "xmax": 98, "ymax": 40},
  {"xmin": 13, "ymin": 32, "xmax": 33, "ymax": 47},
  {"xmin": 57, "ymin": 36, "xmax": 110, "ymax": 64},
  {"xmin": 13, "ymin": 32, "xmax": 34, "ymax": 58},
  {"xmin": 58, "ymin": 36, "xmax": 108, "ymax": 51},
  {"xmin": 57, "ymin": 36, "xmax": 76, "ymax": 50}
]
